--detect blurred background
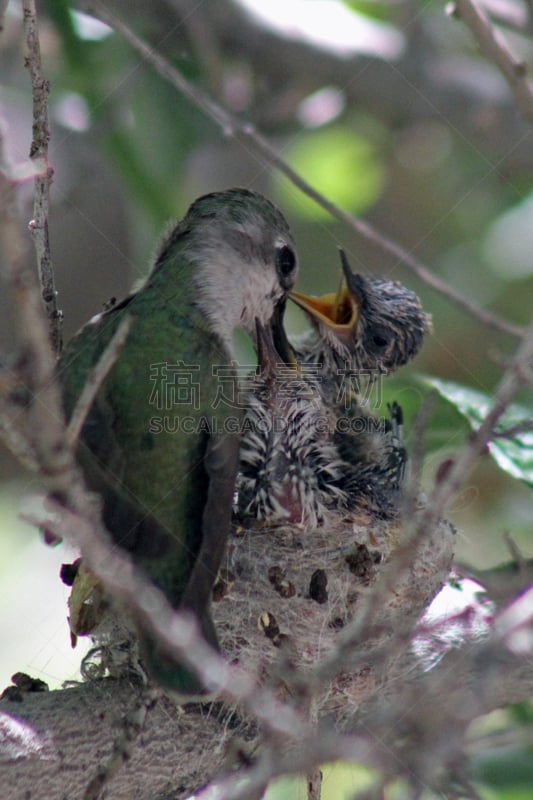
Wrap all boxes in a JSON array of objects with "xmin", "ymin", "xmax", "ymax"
[{"xmin": 0, "ymin": 0, "xmax": 532, "ymax": 796}]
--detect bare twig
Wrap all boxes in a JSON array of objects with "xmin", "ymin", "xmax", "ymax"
[
  {"xmin": 82, "ymin": 0, "xmax": 524, "ymax": 341},
  {"xmin": 503, "ymin": 531, "xmax": 525, "ymax": 565},
  {"xmin": 455, "ymin": 555, "xmax": 533, "ymax": 607},
  {"xmin": 492, "ymin": 419, "xmax": 533, "ymax": 439},
  {"xmin": 419, "ymin": 318, "xmax": 533, "ymax": 527},
  {"xmin": 22, "ymin": 0, "xmax": 62, "ymax": 355},
  {"xmin": 307, "ymin": 767, "xmax": 323, "ymax": 800},
  {"xmin": 22, "ymin": 499, "xmax": 307, "ymax": 743},
  {"xmin": 313, "ymin": 317, "xmax": 533, "ymax": 691},
  {"xmin": 209, "ymin": 733, "xmax": 376, "ymax": 800},
  {"xmin": 66, "ymin": 314, "xmax": 133, "ymax": 448},
  {"xmin": 452, "ymin": 0, "xmax": 533, "ymax": 125}
]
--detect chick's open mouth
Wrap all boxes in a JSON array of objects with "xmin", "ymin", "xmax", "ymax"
[{"xmin": 289, "ymin": 277, "xmax": 359, "ymax": 334}]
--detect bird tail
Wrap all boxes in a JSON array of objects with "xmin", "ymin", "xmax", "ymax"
[{"xmin": 140, "ymin": 607, "xmax": 219, "ymax": 699}]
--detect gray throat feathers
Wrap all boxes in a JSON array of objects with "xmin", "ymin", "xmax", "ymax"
[{"xmin": 192, "ymin": 249, "xmax": 281, "ymax": 355}]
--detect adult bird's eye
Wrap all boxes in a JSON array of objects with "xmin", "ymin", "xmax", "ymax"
[{"xmin": 276, "ymin": 245, "xmax": 297, "ymax": 280}]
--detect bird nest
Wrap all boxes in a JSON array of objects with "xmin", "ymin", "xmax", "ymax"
[
  {"xmin": 68, "ymin": 497, "xmax": 455, "ymax": 795},
  {"xmin": 214, "ymin": 502, "xmax": 455, "ymax": 724}
]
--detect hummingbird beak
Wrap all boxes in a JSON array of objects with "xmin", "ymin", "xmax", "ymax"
[
  {"xmin": 288, "ymin": 249, "xmax": 360, "ymax": 345},
  {"xmin": 255, "ymin": 318, "xmax": 279, "ymax": 378},
  {"xmin": 254, "ymin": 299, "xmax": 299, "ymax": 377},
  {"xmin": 270, "ymin": 299, "xmax": 299, "ymax": 368}
]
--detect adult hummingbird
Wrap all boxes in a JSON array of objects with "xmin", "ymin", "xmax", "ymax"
[{"xmin": 57, "ymin": 188, "xmax": 298, "ymax": 694}]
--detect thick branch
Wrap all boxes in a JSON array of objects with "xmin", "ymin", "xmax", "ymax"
[{"xmin": 2, "ymin": 626, "xmax": 533, "ymax": 800}]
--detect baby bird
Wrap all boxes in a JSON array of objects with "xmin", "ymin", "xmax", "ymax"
[
  {"xmin": 237, "ymin": 318, "xmax": 347, "ymax": 528},
  {"xmin": 291, "ymin": 249, "xmax": 431, "ymax": 388},
  {"xmin": 290, "ymin": 250, "xmax": 430, "ymax": 494}
]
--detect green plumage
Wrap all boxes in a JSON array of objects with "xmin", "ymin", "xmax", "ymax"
[{"xmin": 57, "ymin": 188, "xmax": 298, "ymax": 694}]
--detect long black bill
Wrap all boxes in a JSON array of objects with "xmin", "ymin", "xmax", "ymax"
[
  {"xmin": 254, "ymin": 317, "xmax": 279, "ymax": 378},
  {"xmin": 271, "ymin": 299, "xmax": 299, "ymax": 367}
]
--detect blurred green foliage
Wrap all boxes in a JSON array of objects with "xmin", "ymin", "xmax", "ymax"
[
  {"xmin": 275, "ymin": 121, "xmax": 387, "ymax": 220},
  {"xmin": 1, "ymin": 0, "xmax": 533, "ymax": 797}
]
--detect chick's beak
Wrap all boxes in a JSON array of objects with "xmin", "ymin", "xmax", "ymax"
[{"xmin": 289, "ymin": 249, "xmax": 360, "ymax": 345}]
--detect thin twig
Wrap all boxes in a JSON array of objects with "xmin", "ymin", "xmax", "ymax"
[
  {"xmin": 454, "ymin": 554, "xmax": 533, "ymax": 607},
  {"xmin": 313, "ymin": 315, "xmax": 533, "ymax": 689},
  {"xmin": 419, "ymin": 317, "xmax": 533, "ymax": 526},
  {"xmin": 307, "ymin": 767, "xmax": 323, "ymax": 800},
  {"xmin": 503, "ymin": 531, "xmax": 525, "ymax": 565},
  {"xmin": 22, "ymin": 499, "xmax": 307, "ymax": 744},
  {"xmin": 22, "ymin": 0, "xmax": 62, "ymax": 355},
  {"xmin": 402, "ymin": 391, "xmax": 436, "ymax": 516},
  {"xmin": 492, "ymin": 419, "xmax": 533, "ymax": 439},
  {"xmin": 66, "ymin": 314, "xmax": 133, "ymax": 448},
  {"xmin": 83, "ymin": 0, "xmax": 524, "ymax": 340},
  {"xmin": 452, "ymin": 0, "xmax": 533, "ymax": 125},
  {"xmin": 210, "ymin": 733, "xmax": 375, "ymax": 800}
]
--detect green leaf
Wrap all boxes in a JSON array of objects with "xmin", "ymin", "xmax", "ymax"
[
  {"xmin": 275, "ymin": 125, "xmax": 385, "ymax": 221},
  {"xmin": 472, "ymin": 747, "xmax": 533, "ymax": 790},
  {"xmin": 426, "ymin": 378, "xmax": 533, "ymax": 487}
]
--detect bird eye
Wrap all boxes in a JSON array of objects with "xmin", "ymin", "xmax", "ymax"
[
  {"xmin": 276, "ymin": 245, "xmax": 297, "ymax": 284},
  {"xmin": 372, "ymin": 333, "xmax": 389, "ymax": 348}
]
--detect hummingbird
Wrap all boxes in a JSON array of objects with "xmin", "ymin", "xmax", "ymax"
[
  {"xmin": 57, "ymin": 188, "xmax": 298, "ymax": 694},
  {"xmin": 236, "ymin": 321, "xmax": 405, "ymax": 527},
  {"xmin": 289, "ymin": 249, "xmax": 430, "ymax": 493},
  {"xmin": 237, "ymin": 318, "xmax": 348, "ymax": 528},
  {"xmin": 236, "ymin": 251, "xmax": 430, "ymax": 526},
  {"xmin": 291, "ymin": 249, "xmax": 430, "ymax": 381}
]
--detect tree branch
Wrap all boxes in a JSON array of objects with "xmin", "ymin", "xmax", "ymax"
[
  {"xmin": 82, "ymin": 687, "xmax": 160, "ymax": 800},
  {"xmin": 22, "ymin": 0, "xmax": 62, "ymax": 355},
  {"xmin": 66, "ymin": 314, "xmax": 133, "ymax": 449},
  {"xmin": 22, "ymin": 500, "xmax": 308, "ymax": 743},
  {"xmin": 2, "ymin": 5, "xmax": 533, "ymax": 798},
  {"xmin": 453, "ymin": 0, "xmax": 533, "ymax": 125},
  {"xmin": 82, "ymin": 0, "xmax": 525, "ymax": 341}
]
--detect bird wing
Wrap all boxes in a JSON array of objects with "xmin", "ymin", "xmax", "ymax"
[
  {"xmin": 180, "ymin": 429, "xmax": 240, "ymax": 644},
  {"xmin": 59, "ymin": 305, "xmax": 174, "ymax": 559}
]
